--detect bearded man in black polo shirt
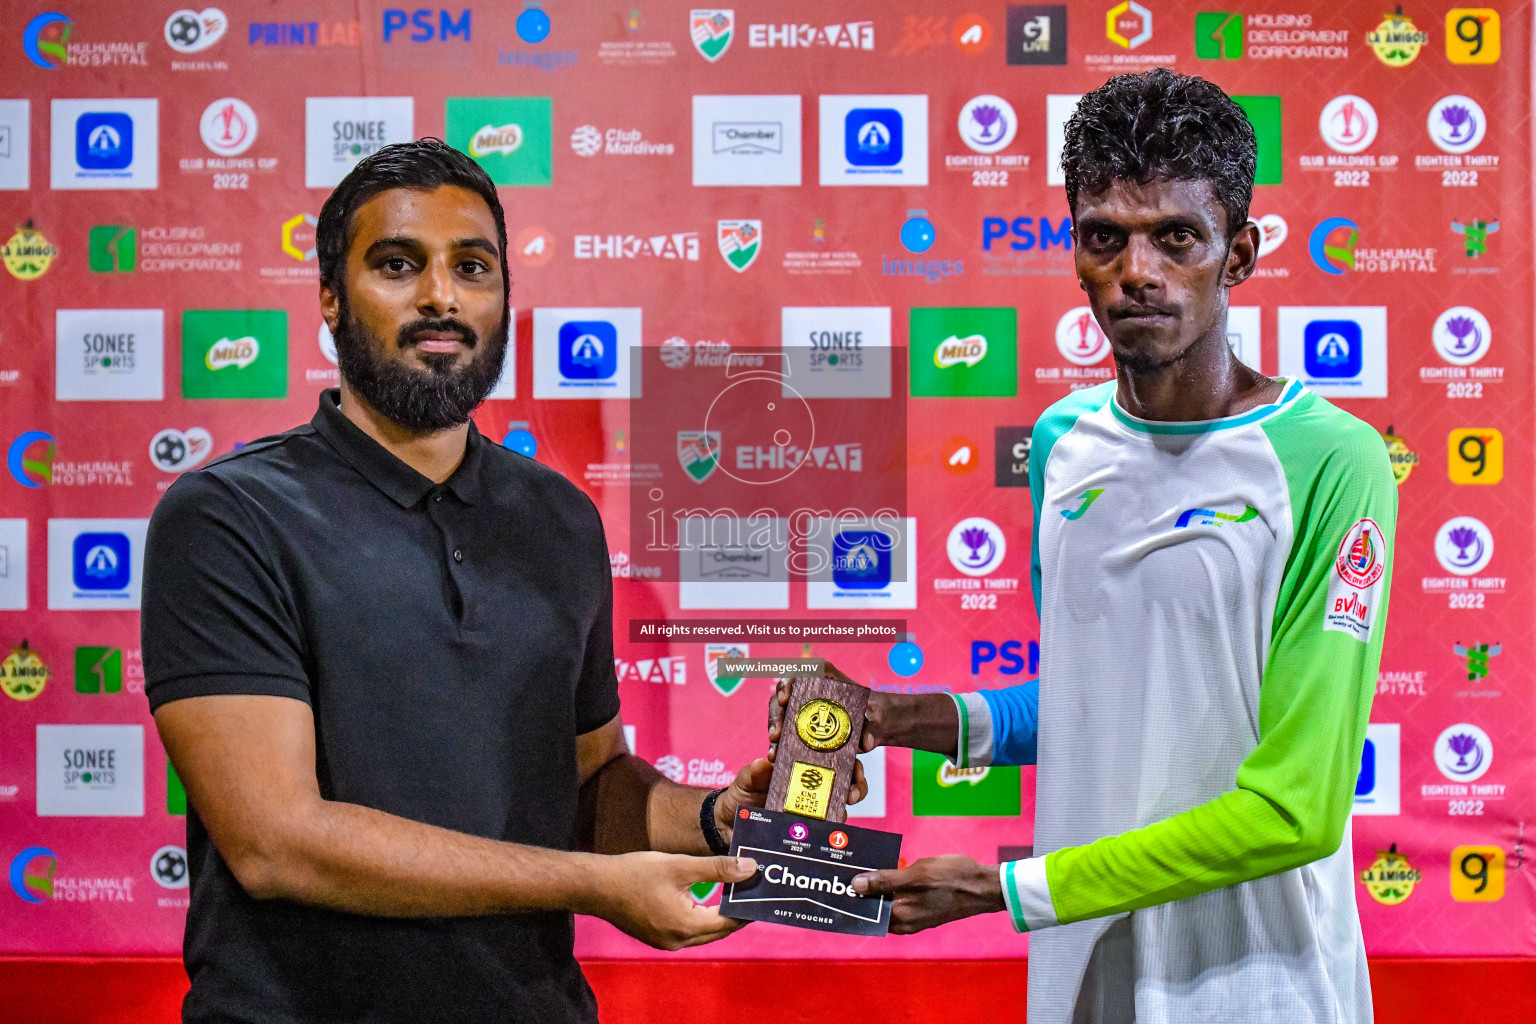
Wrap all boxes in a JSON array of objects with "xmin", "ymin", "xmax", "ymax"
[{"xmin": 142, "ymin": 139, "xmax": 815, "ymax": 1024}]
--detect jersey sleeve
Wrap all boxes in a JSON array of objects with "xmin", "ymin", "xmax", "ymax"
[
  {"xmin": 952, "ymin": 683, "xmax": 1040, "ymax": 768},
  {"xmin": 1000, "ymin": 419, "xmax": 1397, "ymax": 932}
]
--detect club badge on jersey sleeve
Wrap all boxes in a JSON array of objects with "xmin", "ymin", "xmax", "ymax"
[{"xmin": 1327, "ymin": 517, "xmax": 1386, "ymax": 642}]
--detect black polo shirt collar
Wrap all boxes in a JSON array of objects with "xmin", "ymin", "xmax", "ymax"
[{"xmin": 310, "ymin": 388, "xmax": 484, "ymax": 508}]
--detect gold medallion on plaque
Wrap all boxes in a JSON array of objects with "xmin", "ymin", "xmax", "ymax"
[
  {"xmin": 796, "ymin": 698, "xmax": 851, "ymax": 751},
  {"xmin": 784, "ymin": 761, "xmax": 834, "ymax": 820}
]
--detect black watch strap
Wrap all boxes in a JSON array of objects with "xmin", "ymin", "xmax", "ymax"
[{"xmin": 699, "ymin": 788, "xmax": 730, "ymax": 855}]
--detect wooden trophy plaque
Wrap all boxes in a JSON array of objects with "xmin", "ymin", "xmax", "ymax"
[{"xmin": 766, "ymin": 670, "xmax": 869, "ymax": 824}]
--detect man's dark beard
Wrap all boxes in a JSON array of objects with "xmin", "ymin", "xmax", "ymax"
[{"xmin": 333, "ymin": 295, "xmax": 509, "ymax": 434}]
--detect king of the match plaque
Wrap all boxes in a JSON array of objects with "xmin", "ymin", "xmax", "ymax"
[{"xmin": 765, "ymin": 669, "xmax": 869, "ymax": 823}]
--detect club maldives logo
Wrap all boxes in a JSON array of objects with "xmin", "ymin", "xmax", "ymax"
[
  {"xmin": 690, "ymin": 9, "xmax": 734, "ymax": 61},
  {"xmin": 10, "ymin": 846, "xmax": 57, "ymax": 902},
  {"xmin": 717, "ymin": 219, "xmax": 760, "ymax": 271},
  {"xmin": 1435, "ymin": 723, "xmax": 1492, "ymax": 781},
  {"xmin": 1319, "ymin": 95, "xmax": 1378, "ymax": 154},
  {"xmin": 1308, "ymin": 217, "xmax": 1358, "ymax": 274},
  {"xmin": 1335, "ymin": 518, "xmax": 1385, "ymax": 588},
  {"xmin": 1451, "ymin": 217, "xmax": 1498, "ymax": 258},
  {"xmin": 946, "ymin": 517, "xmax": 1006, "ymax": 576},
  {"xmin": 957, "ymin": 95, "xmax": 1016, "ymax": 154},
  {"xmin": 1429, "ymin": 95, "xmax": 1486, "ymax": 154}
]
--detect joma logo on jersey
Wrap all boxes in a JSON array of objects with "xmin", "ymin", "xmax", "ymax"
[
  {"xmin": 1061, "ymin": 489, "xmax": 1104, "ymax": 520},
  {"xmin": 614, "ymin": 656, "xmax": 686, "ymax": 685}
]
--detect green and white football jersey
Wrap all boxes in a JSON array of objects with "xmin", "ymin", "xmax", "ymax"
[{"xmin": 959, "ymin": 379, "xmax": 1396, "ymax": 1024}]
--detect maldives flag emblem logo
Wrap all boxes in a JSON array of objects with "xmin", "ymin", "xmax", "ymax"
[
  {"xmin": 690, "ymin": 9, "xmax": 734, "ymax": 61},
  {"xmin": 1336, "ymin": 518, "xmax": 1385, "ymax": 588},
  {"xmin": 677, "ymin": 431, "xmax": 721, "ymax": 482},
  {"xmin": 717, "ymin": 219, "xmax": 761, "ymax": 272}
]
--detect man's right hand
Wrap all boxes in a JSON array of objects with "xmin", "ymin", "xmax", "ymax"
[
  {"xmin": 767, "ymin": 674, "xmax": 960, "ymax": 761},
  {"xmin": 590, "ymin": 851, "xmax": 758, "ymax": 950}
]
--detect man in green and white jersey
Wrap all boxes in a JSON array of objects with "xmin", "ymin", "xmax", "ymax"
[{"xmin": 774, "ymin": 70, "xmax": 1396, "ymax": 1022}]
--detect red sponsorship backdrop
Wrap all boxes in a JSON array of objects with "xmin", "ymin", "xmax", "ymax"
[{"xmin": 0, "ymin": 0, "xmax": 1532, "ymax": 970}]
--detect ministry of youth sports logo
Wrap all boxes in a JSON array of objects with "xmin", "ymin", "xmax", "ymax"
[{"xmin": 1335, "ymin": 518, "xmax": 1385, "ymax": 589}]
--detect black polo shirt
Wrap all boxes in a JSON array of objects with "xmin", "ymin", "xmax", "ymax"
[{"xmin": 142, "ymin": 389, "xmax": 620, "ymax": 1024}]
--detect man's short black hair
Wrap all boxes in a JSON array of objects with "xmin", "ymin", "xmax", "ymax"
[
  {"xmin": 316, "ymin": 137, "xmax": 508, "ymax": 300},
  {"xmin": 1062, "ymin": 69, "xmax": 1257, "ymax": 238}
]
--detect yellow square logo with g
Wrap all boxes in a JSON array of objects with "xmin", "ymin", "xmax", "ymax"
[
  {"xmin": 1448, "ymin": 429, "xmax": 1503, "ymax": 484},
  {"xmin": 1446, "ymin": 9, "xmax": 1500, "ymax": 63},
  {"xmin": 1450, "ymin": 845, "xmax": 1504, "ymax": 901}
]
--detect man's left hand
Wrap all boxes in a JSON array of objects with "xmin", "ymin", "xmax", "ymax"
[{"xmin": 851, "ymin": 855, "xmax": 1006, "ymax": 934}]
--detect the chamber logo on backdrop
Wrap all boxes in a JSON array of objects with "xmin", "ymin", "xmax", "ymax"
[
  {"xmin": 304, "ymin": 96, "xmax": 414, "ymax": 188},
  {"xmin": 447, "ymin": 97, "xmax": 552, "ymax": 185},
  {"xmin": 36, "ymin": 724, "xmax": 145, "ymax": 817},
  {"xmin": 532, "ymin": 308, "xmax": 641, "ymax": 399},
  {"xmin": 909, "ymin": 308, "xmax": 1017, "ymax": 397},
  {"xmin": 820, "ymin": 95, "xmax": 928, "ymax": 186},
  {"xmin": 0, "ymin": 100, "xmax": 31, "ymax": 191},
  {"xmin": 1006, "ymin": 6, "xmax": 1068, "ymax": 64},
  {"xmin": 1277, "ymin": 306, "xmax": 1388, "ymax": 397},
  {"xmin": 48, "ymin": 519, "xmax": 149, "ymax": 610},
  {"xmin": 182, "ymin": 310, "xmax": 289, "ymax": 399},
  {"xmin": 692, "ymin": 95, "xmax": 802, "ymax": 186},
  {"xmin": 50, "ymin": 99, "xmax": 158, "ymax": 190},
  {"xmin": 54, "ymin": 309, "xmax": 165, "ymax": 402}
]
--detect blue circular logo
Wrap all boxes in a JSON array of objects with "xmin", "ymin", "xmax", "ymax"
[
  {"xmin": 900, "ymin": 214, "xmax": 935, "ymax": 254},
  {"xmin": 516, "ymin": 6, "xmax": 551, "ymax": 43},
  {"xmin": 888, "ymin": 641, "xmax": 924, "ymax": 677},
  {"xmin": 502, "ymin": 427, "xmax": 537, "ymax": 459}
]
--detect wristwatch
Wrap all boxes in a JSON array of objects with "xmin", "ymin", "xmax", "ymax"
[{"xmin": 699, "ymin": 788, "xmax": 730, "ymax": 855}]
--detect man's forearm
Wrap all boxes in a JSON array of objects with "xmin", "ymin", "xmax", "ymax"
[
  {"xmin": 871, "ymin": 692, "xmax": 960, "ymax": 757},
  {"xmin": 237, "ymin": 795, "xmax": 617, "ymax": 918}
]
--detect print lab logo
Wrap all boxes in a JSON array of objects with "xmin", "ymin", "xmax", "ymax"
[{"xmin": 164, "ymin": 9, "xmax": 227, "ymax": 53}]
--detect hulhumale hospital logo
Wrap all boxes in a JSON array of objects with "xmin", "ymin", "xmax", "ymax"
[
  {"xmin": 8, "ymin": 431, "xmax": 56, "ymax": 487},
  {"xmin": 10, "ymin": 846, "xmax": 57, "ymax": 902},
  {"xmin": 1309, "ymin": 217, "xmax": 1359, "ymax": 274},
  {"xmin": 23, "ymin": 13, "xmax": 71, "ymax": 68}
]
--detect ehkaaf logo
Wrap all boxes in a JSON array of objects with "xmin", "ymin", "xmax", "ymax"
[
  {"xmin": 615, "ymin": 655, "xmax": 686, "ymax": 685},
  {"xmin": 747, "ymin": 21, "xmax": 873, "ymax": 50},
  {"xmin": 382, "ymin": 8, "xmax": 470, "ymax": 42}
]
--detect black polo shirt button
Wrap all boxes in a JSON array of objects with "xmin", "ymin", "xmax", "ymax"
[
  {"xmin": 453, "ymin": 548, "xmax": 463, "ymax": 563},
  {"xmin": 434, "ymin": 493, "xmax": 443, "ymax": 502}
]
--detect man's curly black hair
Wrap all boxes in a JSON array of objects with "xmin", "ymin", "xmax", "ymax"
[{"xmin": 1062, "ymin": 69, "xmax": 1257, "ymax": 238}]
